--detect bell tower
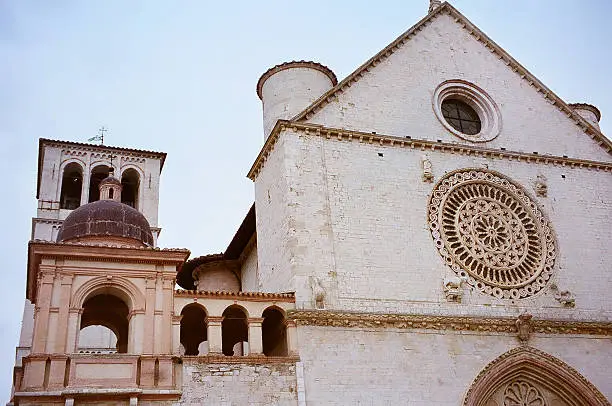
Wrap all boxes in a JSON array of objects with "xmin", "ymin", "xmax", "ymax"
[{"xmin": 11, "ymin": 139, "xmax": 188, "ymax": 405}]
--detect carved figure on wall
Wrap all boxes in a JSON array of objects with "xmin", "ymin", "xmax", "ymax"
[
  {"xmin": 554, "ymin": 290, "xmax": 575, "ymax": 308},
  {"xmin": 516, "ymin": 313, "xmax": 533, "ymax": 343},
  {"xmin": 443, "ymin": 275, "xmax": 464, "ymax": 302},
  {"xmin": 535, "ymin": 174, "xmax": 548, "ymax": 197},
  {"xmin": 422, "ymin": 155, "xmax": 434, "ymax": 182},
  {"xmin": 309, "ymin": 276, "xmax": 326, "ymax": 309}
]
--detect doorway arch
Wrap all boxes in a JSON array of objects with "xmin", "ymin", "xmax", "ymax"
[{"xmin": 463, "ymin": 347, "xmax": 609, "ymax": 406}]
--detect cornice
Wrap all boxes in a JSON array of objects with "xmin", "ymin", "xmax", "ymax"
[
  {"xmin": 247, "ymin": 121, "xmax": 612, "ymax": 180},
  {"xmin": 288, "ymin": 310, "xmax": 612, "ymax": 336},
  {"xmin": 175, "ymin": 289, "xmax": 295, "ymax": 302},
  {"xmin": 181, "ymin": 354, "xmax": 300, "ymax": 364},
  {"xmin": 290, "ymin": 2, "xmax": 611, "ymax": 155},
  {"xmin": 256, "ymin": 61, "xmax": 337, "ymax": 100}
]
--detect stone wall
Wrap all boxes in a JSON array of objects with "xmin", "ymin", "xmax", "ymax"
[
  {"xmin": 256, "ymin": 128, "xmax": 612, "ymax": 320},
  {"xmin": 241, "ymin": 242, "xmax": 259, "ymax": 292},
  {"xmin": 305, "ymin": 12, "xmax": 610, "ymax": 163},
  {"xmin": 297, "ymin": 326, "xmax": 612, "ymax": 405},
  {"xmin": 179, "ymin": 361, "xmax": 298, "ymax": 405}
]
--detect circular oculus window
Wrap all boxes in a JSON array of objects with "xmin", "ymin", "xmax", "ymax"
[
  {"xmin": 433, "ymin": 80, "xmax": 501, "ymax": 142},
  {"xmin": 428, "ymin": 169, "xmax": 557, "ymax": 299}
]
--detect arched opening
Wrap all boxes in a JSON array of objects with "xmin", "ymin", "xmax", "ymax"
[
  {"xmin": 464, "ymin": 347, "xmax": 609, "ymax": 406},
  {"xmin": 59, "ymin": 163, "xmax": 83, "ymax": 210},
  {"xmin": 77, "ymin": 325, "xmax": 118, "ymax": 354},
  {"xmin": 262, "ymin": 307, "xmax": 287, "ymax": 356},
  {"xmin": 79, "ymin": 294, "xmax": 129, "ymax": 353},
  {"xmin": 221, "ymin": 306, "xmax": 248, "ymax": 356},
  {"xmin": 180, "ymin": 304, "xmax": 208, "ymax": 356},
  {"xmin": 121, "ymin": 169, "xmax": 140, "ymax": 208},
  {"xmin": 88, "ymin": 165, "xmax": 110, "ymax": 202}
]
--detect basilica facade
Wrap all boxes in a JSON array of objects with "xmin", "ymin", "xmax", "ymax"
[{"xmin": 10, "ymin": 1, "xmax": 611, "ymax": 405}]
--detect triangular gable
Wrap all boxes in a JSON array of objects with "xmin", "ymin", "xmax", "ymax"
[{"xmin": 291, "ymin": 2, "xmax": 612, "ymax": 157}]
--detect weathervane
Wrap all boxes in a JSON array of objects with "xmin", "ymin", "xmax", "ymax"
[{"xmin": 88, "ymin": 126, "xmax": 108, "ymax": 145}]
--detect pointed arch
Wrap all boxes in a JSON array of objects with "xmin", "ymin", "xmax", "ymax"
[{"xmin": 463, "ymin": 346, "xmax": 610, "ymax": 406}]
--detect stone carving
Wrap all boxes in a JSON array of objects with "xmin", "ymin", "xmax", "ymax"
[
  {"xmin": 428, "ymin": 169, "xmax": 557, "ymax": 299},
  {"xmin": 516, "ymin": 313, "xmax": 533, "ymax": 343},
  {"xmin": 554, "ymin": 290, "xmax": 576, "ymax": 307},
  {"xmin": 309, "ymin": 277, "xmax": 326, "ymax": 309},
  {"xmin": 443, "ymin": 275, "xmax": 464, "ymax": 302},
  {"xmin": 288, "ymin": 310, "xmax": 612, "ymax": 336},
  {"xmin": 535, "ymin": 174, "xmax": 548, "ymax": 197},
  {"xmin": 422, "ymin": 155, "xmax": 434, "ymax": 182},
  {"xmin": 503, "ymin": 381, "xmax": 548, "ymax": 406}
]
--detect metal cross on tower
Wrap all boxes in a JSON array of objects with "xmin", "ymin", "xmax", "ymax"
[{"xmin": 88, "ymin": 126, "xmax": 107, "ymax": 145}]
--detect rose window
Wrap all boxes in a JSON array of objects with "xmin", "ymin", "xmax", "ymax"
[{"xmin": 428, "ymin": 169, "xmax": 556, "ymax": 299}]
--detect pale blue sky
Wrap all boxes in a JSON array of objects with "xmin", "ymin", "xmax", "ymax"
[{"xmin": 0, "ymin": 1, "xmax": 610, "ymax": 400}]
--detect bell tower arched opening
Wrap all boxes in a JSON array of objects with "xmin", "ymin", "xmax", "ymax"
[
  {"xmin": 121, "ymin": 168, "xmax": 140, "ymax": 209},
  {"xmin": 262, "ymin": 307, "xmax": 287, "ymax": 356},
  {"xmin": 180, "ymin": 304, "xmax": 208, "ymax": 356},
  {"xmin": 79, "ymin": 294, "xmax": 129, "ymax": 354},
  {"xmin": 88, "ymin": 165, "xmax": 110, "ymax": 203},
  {"xmin": 221, "ymin": 306, "xmax": 248, "ymax": 356},
  {"xmin": 59, "ymin": 163, "xmax": 83, "ymax": 210}
]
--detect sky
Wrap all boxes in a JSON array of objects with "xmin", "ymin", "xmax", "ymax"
[{"xmin": 0, "ymin": 0, "xmax": 610, "ymax": 400}]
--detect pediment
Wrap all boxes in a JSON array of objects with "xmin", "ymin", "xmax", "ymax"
[{"xmin": 296, "ymin": 4, "xmax": 611, "ymax": 162}]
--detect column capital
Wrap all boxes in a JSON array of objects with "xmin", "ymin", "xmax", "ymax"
[
  {"xmin": 207, "ymin": 316, "xmax": 223, "ymax": 325},
  {"xmin": 248, "ymin": 317, "xmax": 265, "ymax": 325}
]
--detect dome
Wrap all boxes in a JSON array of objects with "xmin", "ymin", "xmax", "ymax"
[
  {"xmin": 100, "ymin": 175, "xmax": 122, "ymax": 187},
  {"xmin": 57, "ymin": 200, "xmax": 154, "ymax": 246}
]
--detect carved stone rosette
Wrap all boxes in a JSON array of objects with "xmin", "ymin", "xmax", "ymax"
[{"xmin": 428, "ymin": 169, "xmax": 557, "ymax": 299}]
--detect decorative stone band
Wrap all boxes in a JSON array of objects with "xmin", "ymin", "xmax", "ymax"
[
  {"xmin": 247, "ymin": 121, "xmax": 612, "ymax": 180},
  {"xmin": 174, "ymin": 289, "xmax": 295, "ymax": 302},
  {"xmin": 181, "ymin": 355, "xmax": 300, "ymax": 364},
  {"xmin": 287, "ymin": 310, "xmax": 612, "ymax": 336}
]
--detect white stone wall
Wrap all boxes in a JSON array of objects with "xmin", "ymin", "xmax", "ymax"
[
  {"xmin": 178, "ymin": 361, "xmax": 297, "ymax": 405},
  {"xmin": 254, "ymin": 135, "xmax": 295, "ymax": 294},
  {"xmin": 305, "ymin": 13, "xmax": 611, "ymax": 164},
  {"xmin": 297, "ymin": 326, "xmax": 612, "ymax": 405},
  {"xmin": 258, "ymin": 129, "xmax": 612, "ymax": 319},
  {"xmin": 241, "ymin": 242, "xmax": 260, "ymax": 291}
]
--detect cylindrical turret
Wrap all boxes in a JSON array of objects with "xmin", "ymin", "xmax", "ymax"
[
  {"xmin": 257, "ymin": 61, "xmax": 337, "ymax": 138},
  {"xmin": 569, "ymin": 103, "xmax": 601, "ymax": 131}
]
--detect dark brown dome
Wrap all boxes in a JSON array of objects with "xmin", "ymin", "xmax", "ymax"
[{"xmin": 57, "ymin": 200, "xmax": 154, "ymax": 246}]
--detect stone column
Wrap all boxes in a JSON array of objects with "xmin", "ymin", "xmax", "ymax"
[
  {"xmin": 129, "ymin": 310, "xmax": 145, "ymax": 354},
  {"xmin": 161, "ymin": 277, "xmax": 174, "ymax": 354},
  {"xmin": 54, "ymin": 274, "xmax": 73, "ymax": 353},
  {"xmin": 248, "ymin": 317, "xmax": 264, "ymax": 355},
  {"xmin": 143, "ymin": 277, "xmax": 156, "ymax": 354},
  {"xmin": 285, "ymin": 320, "xmax": 298, "ymax": 356},
  {"xmin": 32, "ymin": 268, "xmax": 55, "ymax": 353},
  {"xmin": 172, "ymin": 314, "xmax": 182, "ymax": 355},
  {"xmin": 80, "ymin": 160, "xmax": 90, "ymax": 207},
  {"xmin": 207, "ymin": 317, "xmax": 223, "ymax": 354},
  {"xmin": 65, "ymin": 308, "xmax": 82, "ymax": 353}
]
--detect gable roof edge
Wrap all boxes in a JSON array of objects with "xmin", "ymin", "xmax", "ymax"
[{"xmin": 291, "ymin": 2, "xmax": 612, "ymax": 155}]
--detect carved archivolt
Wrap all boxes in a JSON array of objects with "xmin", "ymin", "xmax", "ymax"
[
  {"xmin": 428, "ymin": 169, "xmax": 557, "ymax": 299},
  {"xmin": 464, "ymin": 347, "xmax": 610, "ymax": 406}
]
